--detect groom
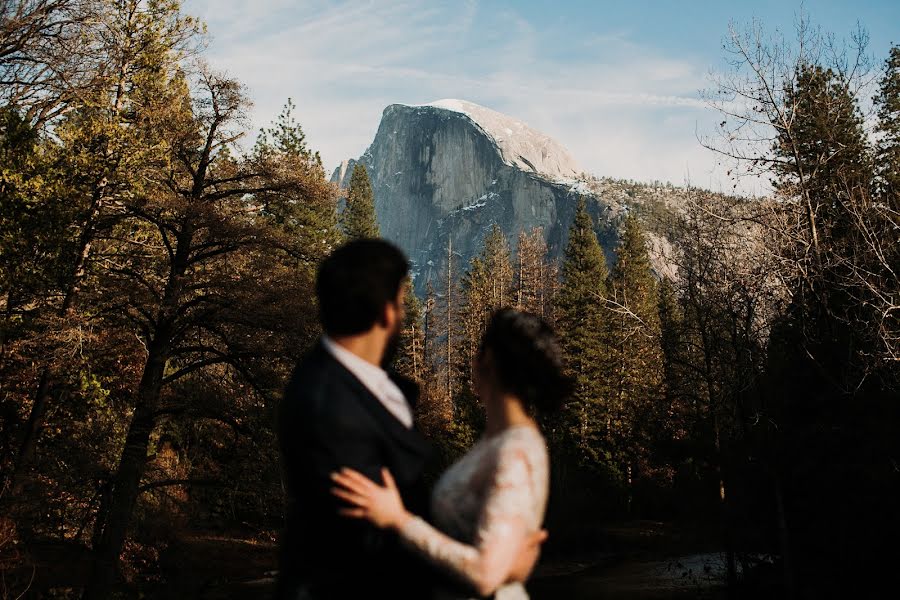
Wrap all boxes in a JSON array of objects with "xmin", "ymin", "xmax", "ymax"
[{"xmin": 275, "ymin": 239, "xmax": 543, "ymax": 600}]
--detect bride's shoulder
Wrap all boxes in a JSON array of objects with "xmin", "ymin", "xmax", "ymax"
[
  {"xmin": 502, "ymin": 424, "xmax": 545, "ymax": 444},
  {"xmin": 495, "ymin": 425, "xmax": 548, "ymax": 462}
]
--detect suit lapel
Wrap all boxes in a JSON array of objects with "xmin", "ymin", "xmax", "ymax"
[{"xmin": 316, "ymin": 341, "xmax": 431, "ymax": 457}]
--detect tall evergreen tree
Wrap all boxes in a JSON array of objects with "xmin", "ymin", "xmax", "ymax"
[
  {"xmin": 481, "ymin": 223, "xmax": 513, "ymax": 309},
  {"xmin": 764, "ymin": 61, "xmax": 888, "ymax": 594},
  {"xmin": 415, "ymin": 281, "xmax": 450, "ymax": 437},
  {"xmin": 341, "ymin": 163, "xmax": 379, "ymax": 239},
  {"xmin": 459, "ymin": 225, "xmax": 514, "ymax": 375},
  {"xmin": 448, "ymin": 225, "xmax": 514, "ymax": 453},
  {"xmin": 769, "ymin": 62, "xmax": 877, "ymax": 398},
  {"xmin": 460, "ymin": 255, "xmax": 489, "ymax": 371},
  {"xmin": 873, "ymin": 45, "xmax": 900, "ymax": 368},
  {"xmin": 556, "ymin": 197, "xmax": 611, "ymax": 470},
  {"xmin": 775, "ymin": 63, "xmax": 872, "ymax": 262},
  {"xmin": 515, "ymin": 227, "xmax": 555, "ymax": 319},
  {"xmin": 608, "ymin": 214, "xmax": 664, "ymax": 482},
  {"xmin": 657, "ymin": 277, "xmax": 686, "ymax": 441},
  {"xmin": 395, "ymin": 283, "xmax": 425, "ymax": 383},
  {"xmin": 875, "ymin": 45, "xmax": 900, "ymax": 203},
  {"xmin": 253, "ymin": 99, "xmax": 342, "ymax": 262},
  {"xmin": 257, "ymin": 98, "xmax": 321, "ymax": 165}
]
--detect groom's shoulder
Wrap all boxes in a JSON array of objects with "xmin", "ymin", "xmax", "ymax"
[{"xmin": 283, "ymin": 341, "xmax": 361, "ymax": 412}]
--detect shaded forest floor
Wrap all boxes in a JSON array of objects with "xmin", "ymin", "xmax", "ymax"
[{"xmin": 5, "ymin": 520, "xmax": 782, "ymax": 598}]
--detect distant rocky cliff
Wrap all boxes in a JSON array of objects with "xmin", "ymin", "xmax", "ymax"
[{"xmin": 332, "ymin": 100, "xmax": 683, "ymax": 292}]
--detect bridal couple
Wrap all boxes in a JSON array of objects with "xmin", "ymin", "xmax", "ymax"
[{"xmin": 275, "ymin": 239, "xmax": 570, "ymax": 600}]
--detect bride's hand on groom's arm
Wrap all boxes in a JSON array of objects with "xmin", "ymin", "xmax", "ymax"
[
  {"xmin": 507, "ymin": 529, "xmax": 548, "ymax": 583},
  {"xmin": 331, "ymin": 467, "xmax": 413, "ymax": 531}
]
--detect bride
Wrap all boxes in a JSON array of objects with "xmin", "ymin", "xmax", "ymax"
[{"xmin": 331, "ymin": 308, "xmax": 570, "ymax": 599}]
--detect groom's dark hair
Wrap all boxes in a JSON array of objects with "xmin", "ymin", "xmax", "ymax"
[{"xmin": 316, "ymin": 238, "xmax": 409, "ymax": 336}]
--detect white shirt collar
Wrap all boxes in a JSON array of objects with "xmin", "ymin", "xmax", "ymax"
[
  {"xmin": 321, "ymin": 336, "xmax": 413, "ymax": 428},
  {"xmin": 322, "ymin": 335, "xmax": 388, "ymax": 384}
]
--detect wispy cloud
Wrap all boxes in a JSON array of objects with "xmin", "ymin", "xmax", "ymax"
[{"xmin": 185, "ymin": 0, "xmax": 736, "ymax": 191}]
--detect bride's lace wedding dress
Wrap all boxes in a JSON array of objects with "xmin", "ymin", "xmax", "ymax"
[{"xmin": 399, "ymin": 425, "xmax": 549, "ymax": 599}]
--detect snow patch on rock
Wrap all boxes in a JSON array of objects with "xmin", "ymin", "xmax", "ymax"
[{"xmin": 404, "ymin": 99, "xmax": 584, "ymax": 182}]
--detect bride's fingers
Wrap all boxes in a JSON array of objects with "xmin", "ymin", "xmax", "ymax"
[
  {"xmin": 381, "ymin": 467, "xmax": 398, "ymax": 491},
  {"xmin": 338, "ymin": 507, "xmax": 367, "ymax": 519},
  {"xmin": 331, "ymin": 486, "xmax": 369, "ymax": 507},
  {"xmin": 339, "ymin": 468, "xmax": 380, "ymax": 491},
  {"xmin": 330, "ymin": 471, "xmax": 371, "ymax": 495}
]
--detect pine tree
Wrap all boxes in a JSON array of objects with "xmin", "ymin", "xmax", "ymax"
[
  {"xmin": 515, "ymin": 227, "xmax": 555, "ymax": 319},
  {"xmin": 775, "ymin": 63, "xmax": 872, "ymax": 259},
  {"xmin": 657, "ymin": 277, "xmax": 686, "ymax": 441},
  {"xmin": 253, "ymin": 100, "xmax": 342, "ymax": 262},
  {"xmin": 875, "ymin": 45, "xmax": 900, "ymax": 203},
  {"xmin": 395, "ymin": 283, "xmax": 425, "ymax": 383},
  {"xmin": 556, "ymin": 197, "xmax": 611, "ymax": 470},
  {"xmin": 415, "ymin": 282, "xmax": 450, "ymax": 437},
  {"xmin": 448, "ymin": 225, "xmax": 514, "ymax": 453},
  {"xmin": 342, "ymin": 163, "xmax": 379, "ymax": 239},
  {"xmin": 257, "ymin": 98, "xmax": 321, "ymax": 165},
  {"xmin": 459, "ymin": 225, "xmax": 514, "ymax": 379},
  {"xmin": 775, "ymin": 61, "xmax": 883, "ymax": 397},
  {"xmin": 460, "ymin": 255, "xmax": 489, "ymax": 370},
  {"xmin": 481, "ymin": 224, "xmax": 513, "ymax": 309},
  {"xmin": 426, "ymin": 240, "xmax": 458, "ymax": 433},
  {"xmin": 873, "ymin": 45, "xmax": 900, "ymax": 368},
  {"xmin": 608, "ymin": 214, "xmax": 664, "ymax": 484}
]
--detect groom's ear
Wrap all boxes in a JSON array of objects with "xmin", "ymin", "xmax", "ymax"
[
  {"xmin": 379, "ymin": 298, "xmax": 398, "ymax": 331},
  {"xmin": 376, "ymin": 300, "xmax": 391, "ymax": 330}
]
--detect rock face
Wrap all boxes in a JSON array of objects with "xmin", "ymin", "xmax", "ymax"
[{"xmin": 331, "ymin": 100, "xmax": 626, "ymax": 292}]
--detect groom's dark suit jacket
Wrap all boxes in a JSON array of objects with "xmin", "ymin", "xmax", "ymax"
[{"xmin": 275, "ymin": 340, "xmax": 436, "ymax": 600}]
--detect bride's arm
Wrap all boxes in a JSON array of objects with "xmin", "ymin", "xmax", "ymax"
[
  {"xmin": 331, "ymin": 444, "xmax": 539, "ymax": 597},
  {"xmin": 399, "ymin": 510, "xmax": 530, "ymax": 596}
]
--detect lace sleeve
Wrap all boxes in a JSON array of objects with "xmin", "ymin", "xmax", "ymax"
[{"xmin": 398, "ymin": 439, "xmax": 537, "ymax": 597}]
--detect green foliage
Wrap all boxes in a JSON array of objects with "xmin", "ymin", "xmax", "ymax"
[
  {"xmin": 394, "ymin": 283, "xmax": 425, "ymax": 382},
  {"xmin": 776, "ymin": 63, "xmax": 872, "ymax": 246},
  {"xmin": 514, "ymin": 227, "xmax": 556, "ymax": 320},
  {"xmin": 341, "ymin": 163, "xmax": 380, "ymax": 239},
  {"xmin": 256, "ymin": 98, "xmax": 322, "ymax": 166},
  {"xmin": 657, "ymin": 277, "xmax": 684, "ymax": 431},
  {"xmin": 556, "ymin": 197, "xmax": 612, "ymax": 471},
  {"xmin": 481, "ymin": 224, "xmax": 514, "ymax": 309},
  {"xmin": 0, "ymin": 107, "xmax": 74, "ymax": 315},
  {"xmin": 444, "ymin": 225, "xmax": 515, "ymax": 454},
  {"xmin": 607, "ymin": 214, "xmax": 663, "ymax": 468},
  {"xmin": 252, "ymin": 99, "xmax": 342, "ymax": 262},
  {"xmin": 876, "ymin": 45, "xmax": 900, "ymax": 200}
]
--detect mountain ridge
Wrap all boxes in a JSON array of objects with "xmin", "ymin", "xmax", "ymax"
[{"xmin": 331, "ymin": 100, "xmax": 696, "ymax": 290}]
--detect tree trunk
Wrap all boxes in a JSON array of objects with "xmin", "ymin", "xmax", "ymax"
[
  {"xmin": 82, "ymin": 206, "xmax": 193, "ymax": 598},
  {"xmin": 82, "ymin": 350, "xmax": 166, "ymax": 600},
  {"xmin": 9, "ymin": 370, "xmax": 51, "ymax": 495},
  {"xmin": 774, "ymin": 477, "xmax": 796, "ymax": 599}
]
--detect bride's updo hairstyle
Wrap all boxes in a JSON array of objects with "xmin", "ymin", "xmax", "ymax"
[{"xmin": 478, "ymin": 308, "xmax": 571, "ymax": 414}]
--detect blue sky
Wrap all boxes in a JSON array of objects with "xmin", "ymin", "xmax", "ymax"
[{"xmin": 183, "ymin": 0, "xmax": 899, "ymax": 194}]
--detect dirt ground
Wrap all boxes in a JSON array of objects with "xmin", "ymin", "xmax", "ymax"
[{"xmin": 6, "ymin": 521, "xmax": 779, "ymax": 598}]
